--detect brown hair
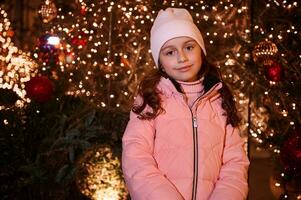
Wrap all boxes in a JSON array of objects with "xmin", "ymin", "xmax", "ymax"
[{"xmin": 133, "ymin": 52, "xmax": 241, "ymax": 127}]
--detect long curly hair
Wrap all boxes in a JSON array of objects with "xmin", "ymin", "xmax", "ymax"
[{"xmin": 132, "ymin": 52, "xmax": 241, "ymax": 127}]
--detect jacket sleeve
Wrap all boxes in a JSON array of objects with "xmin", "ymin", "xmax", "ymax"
[
  {"xmin": 122, "ymin": 109, "xmax": 184, "ymax": 200},
  {"xmin": 209, "ymin": 123, "xmax": 250, "ymax": 200}
]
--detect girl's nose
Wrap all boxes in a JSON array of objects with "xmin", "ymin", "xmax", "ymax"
[{"xmin": 177, "ymin": 51, "xmax": 188, "ymax": 63}]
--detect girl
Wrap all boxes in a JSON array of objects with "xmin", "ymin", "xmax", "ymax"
[{"xmin": 122, "ymin": 8, "xmax": 249, "ymax": 200}]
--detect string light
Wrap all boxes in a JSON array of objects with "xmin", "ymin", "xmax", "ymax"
[
  {"xmin": 2, "ymin": 0, "xmax": 298, "ymax": 197},
  {"xmin": 0, "ymin": 8, "xmax": 38, "ymax": 104},
  {"xmin": 76, "ymin": 145, "xmax": 128, "ymax": 200}
]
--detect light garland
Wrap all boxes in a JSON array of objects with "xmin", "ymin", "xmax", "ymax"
[
  {"xmin": 36, "ymin": 0, "xmax": 154, "ymax": 108},
  {"xmin": 0, "ymin": 8, "xmax": 38, "ymax": 106},
  {"xmin": 76, "ymin": 145, "xmax": 128, "ymax": 200},
  {"xmin": 0, "ymin": 0, "xmax": 299, "ymax": 198}
]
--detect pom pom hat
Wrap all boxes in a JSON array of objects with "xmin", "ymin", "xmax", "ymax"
[{"xmin": 150, "ymin": 8, "xmax": 207, "ymax": 67}]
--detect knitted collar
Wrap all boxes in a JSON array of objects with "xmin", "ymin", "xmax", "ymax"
[{"xmin": 177, "ymin": 78, "xmax": 204, "ymax": 94}]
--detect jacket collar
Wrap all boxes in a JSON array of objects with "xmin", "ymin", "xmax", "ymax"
[{"xmin": 157, "ymin": 77, "xmax": 222, "ymax": 101}]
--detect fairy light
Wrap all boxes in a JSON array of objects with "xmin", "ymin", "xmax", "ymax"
[
  {"xmin": 0, "ymin": 8, "xmax": 38, "ymax": 104},
  {"xmin": 282, "ymin": 110, "xmax": 288, "ymax": 117},
  {"xmin": 76, "ymin": 146, "xmax": 128, "ymax": 200},
  {"xmin": 3, "ymin": 119, "xmax": 8, "ymax": 125},
  {"xmin": 17, "ymin": 0, "xmax": 301, "ymax": 196}
]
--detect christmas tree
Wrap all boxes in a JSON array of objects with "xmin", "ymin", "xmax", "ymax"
[
  {"xmin": 0, "ymin": 0, "xmax": 300, "ymax": 199},
  {"xmin": 249, "ymin": 1, "xmax": 301, "ymax": 199}
]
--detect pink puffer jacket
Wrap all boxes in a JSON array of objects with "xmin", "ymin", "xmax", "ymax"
[{"xmin": 122, "ymin": 77, "xmax": 249, "ymax": 200}]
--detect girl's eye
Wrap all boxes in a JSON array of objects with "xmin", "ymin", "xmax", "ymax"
[
  {"xmin": 165, "ymin": 50, "xmax": 175, "ymax": 56},
  {"xmin": 185, "ymin": 45, "xmax": 194, "ymax": 51}
]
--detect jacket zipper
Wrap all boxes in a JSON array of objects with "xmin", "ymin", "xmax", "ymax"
[
  {"xmin": 181, "ymin": 83, "xmax": 220, "ymax": 200},
  {"xmin": 186, "ymin": 99, "xmax": 200, "ymax": 200},
  {"xmin": 191, "ymin": 116, "xmax": 198, "ymax": 200}
]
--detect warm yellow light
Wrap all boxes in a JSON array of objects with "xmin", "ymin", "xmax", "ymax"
[{"xmin": 0, "ymin": 8, "xmax": 38, "ymax": 104}]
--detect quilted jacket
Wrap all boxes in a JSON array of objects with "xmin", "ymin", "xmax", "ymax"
[{"xmin": 122, "ymin": 77, "xmax": 249, "ymax": 200}]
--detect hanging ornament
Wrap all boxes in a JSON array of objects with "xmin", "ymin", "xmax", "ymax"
[
  {"xmin": 75, "ymin": 145, "xmax": 128, "ymax": 200},
  {"xmin": 265, "ymin": 61, "xmax": 283, "ymax": 82},
  {"xmin": 252, "ymin": 40, "xmax": 278, "ymax": 65},
  {"xmin": 37, "ymin": 34, "xmax": 60, "ymax": 65},
  {"xmin": 38, "ymin": 34, "xmax": 60, "ymax": 52},
  {"xmin": 38, "ymin": 0, "xmax": 57, "ymax": 23},
  {"xmin": 280, "ymin": 127, "xmax": 301, "ymax": 177},
  {"xmin": 25, "ymin": 76, "xmax": 54, "ymax": 103}
]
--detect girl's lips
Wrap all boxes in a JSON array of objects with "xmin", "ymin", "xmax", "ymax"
[{"xmin": 177, "ymin": 65, "xmax": 192, "ymax": 72}]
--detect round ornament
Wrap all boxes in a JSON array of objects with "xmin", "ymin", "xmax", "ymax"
[
  {"xmin": 25, "ymin": 76, "xmax": 54, "ymax": 103},
  {"xmin": 71, "ymin": 31, "xmax": 88, "ymax": 47},
  {"xmin": 38, "ymin": 0, "xmax": 57, "ymax": 23},
  {"xmin": 38, "ymin": 34, "xmax": 59, "ymax": 52},
  {"xmin": 265, "ymin": 61, "xmax": 283, "ymax": 82},
  {"xmin": 37, "ymin": 34, "xmax": 60, "ymax": 65},
  {"xmin": 253, "ymin": 40, "xmax": 278, "ymax": 65},
  {"xmin": 75, "ymin": 145, "xmax": 128, "ymax": 200}
]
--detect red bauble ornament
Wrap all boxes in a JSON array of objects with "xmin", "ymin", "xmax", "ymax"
[
  {"xmin": 71, "ymin": 31, "xmax": 87, "ymax": 47},
  {"xmin": 25, "ymin": 76, "xmax": 54, "ymax": 103},
  {"xmin": 265, "ymin": 61, "xmax": 283, "ymax": 82},
  {"xmin": 280, "ymin": 128, "xmax": 301, "ymax": 177}
]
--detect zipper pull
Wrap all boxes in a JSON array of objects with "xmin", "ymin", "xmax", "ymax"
[{"xmin": 193, "ymin": 117, "xmax": 198, "ymax": 128}]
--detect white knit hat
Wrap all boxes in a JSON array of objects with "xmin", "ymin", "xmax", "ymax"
[{"xmin": 150, "ymin": 8, "xmax": 206, "ymax": 67}]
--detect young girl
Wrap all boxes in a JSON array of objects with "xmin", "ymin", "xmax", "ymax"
[{"xmin": 122, "ymin": 8, "xmax": 249, "ymax": 200}]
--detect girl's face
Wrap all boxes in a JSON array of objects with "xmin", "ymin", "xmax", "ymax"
[{"xmin": 159, "ymin": 37, "xmax": 202, "ymax": 82}]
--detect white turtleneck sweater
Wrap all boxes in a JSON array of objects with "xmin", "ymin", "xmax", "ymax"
[{"xmin": 177, "ymin": 78, "xmax": 205, "ymax": 108}]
